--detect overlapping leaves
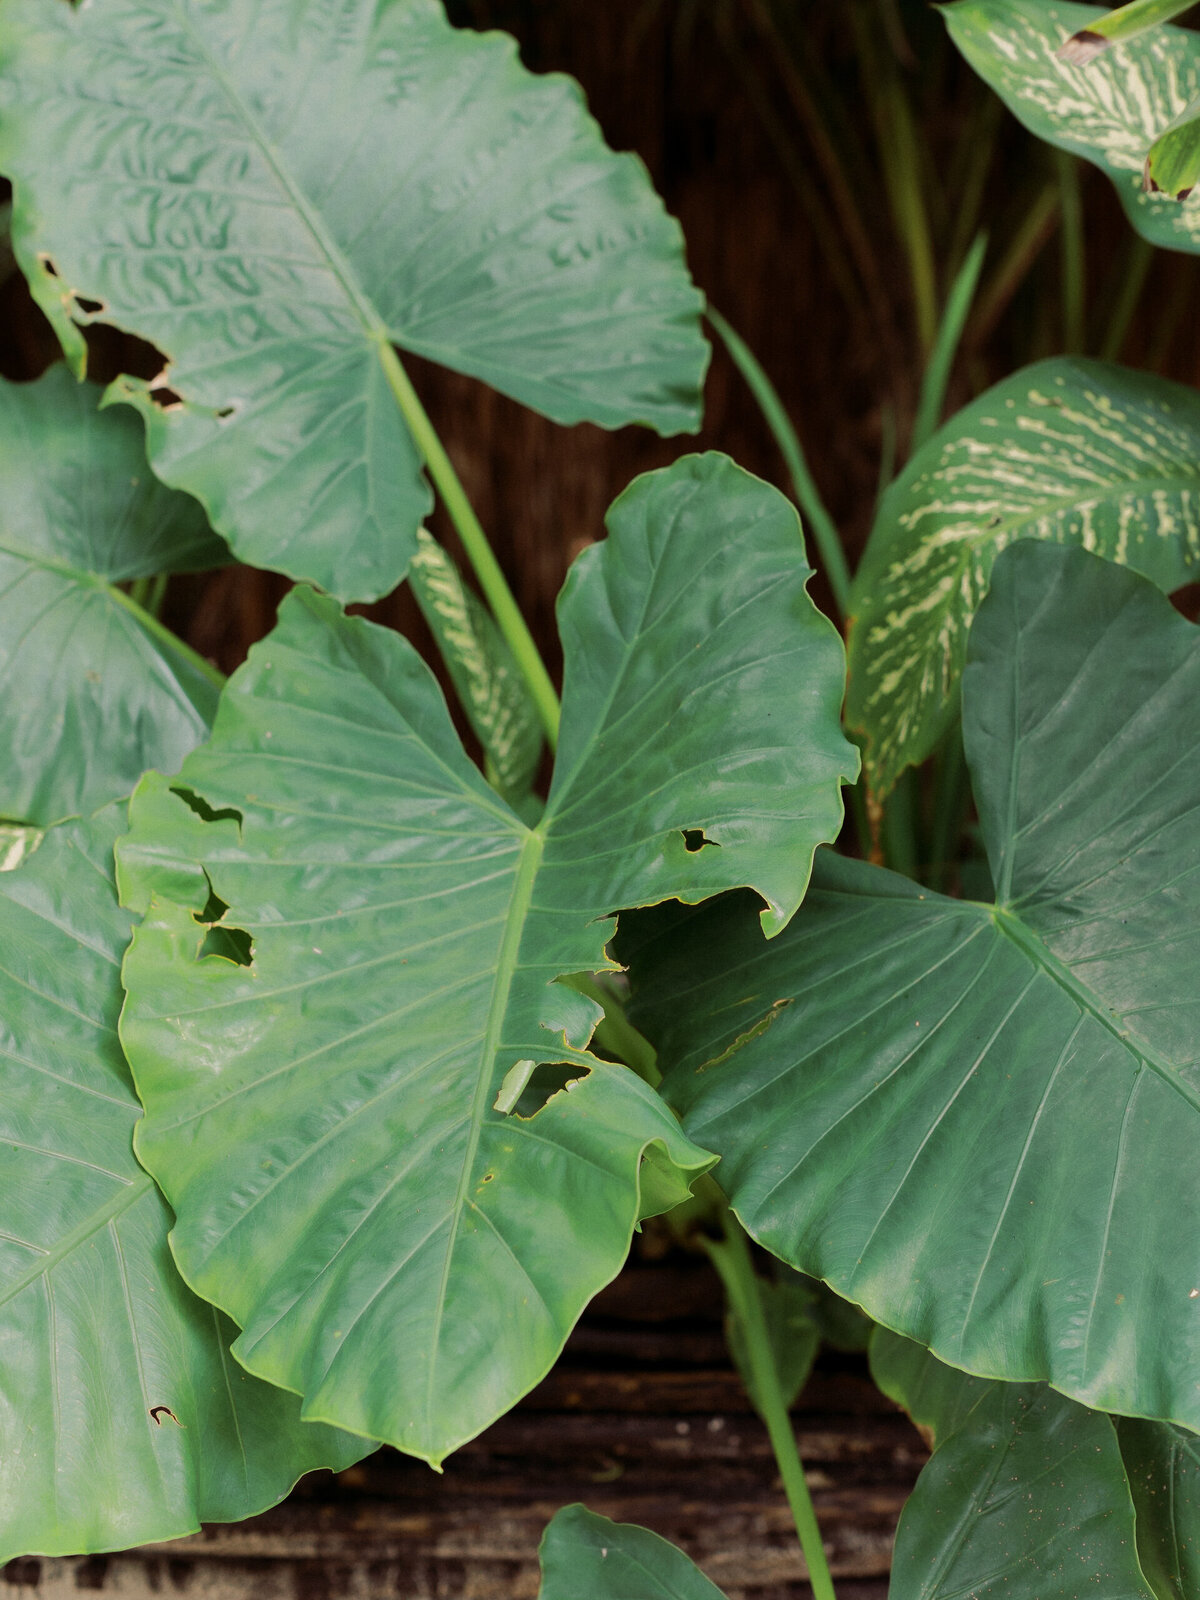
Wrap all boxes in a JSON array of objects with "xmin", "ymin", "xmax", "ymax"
[
  {"xmin": 116, "ymin": 454, "xmax": 858, "ymax": 1464},
  {"xmin": 629, "ymin": 540, "xmax": 1200, "ymax": 1433},
  {"xmin": 847, "ymin": 357, "xmax": 1200, "ymax": 795},
  {"xmin": 943, "ymin": 0, "xmax": 1200, "ymax": 251},
  {"xmin": 0, "ymin": 0, "xmax": 707, "ymax": 602},
  {"xmin": 0, "ymin": 366, "xmax": 224, "ymax": 825},
  {"xmin": 0, "ymin": 805, "xmax": 364, "ymax": 1562}
]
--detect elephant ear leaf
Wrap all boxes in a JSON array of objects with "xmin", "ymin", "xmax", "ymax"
[
  {"xmin": 943, "ymin": 0, "xmax": 1200, "ymax": 252},
  {"xmin": 116, "ymin": 453, "xmax": 857, "ymax": 1466},
  {"xmin": 0, "ymin": 804, "xmax": 366, "ymax": 1564},
  {"xmin": 0, "ymin": 366, "xmax": 225, "ymax": 826},
  {"xmin": 874, "ymin": 1334, "xmax": 1154, "ymax": 1600},
  {"xmin": 537, "ymin": 1506, "xmax": 728, "ymax": 1600},
  {"xmin": 0, "ymin": 0, "xmax": 707, "ymax": 604},
  {"xmin": 629, "ymin": 540, "xmax": 1200, "ymax": 1434}
]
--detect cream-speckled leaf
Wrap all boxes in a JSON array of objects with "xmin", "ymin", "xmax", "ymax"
[
  {"xmin": 116, "ymin": 455, "xmax": 857, "ymax": 1465},
  {"xmin": 847, "ymin": 357, "xmax": 1200, "ymax": 794},
  {"xmin": 0, "ymin": 365, "xmax": 224, "ymax": 826},
  {"xmin": 0, "ymin": 0, "xmax": 707, "ymax": 603},
  {"xmin": 0, "ymin": 805, "xmax": 366, "ymax": 1563},
  {"xmin": 944, "ymin": 0, "xmax": 1200, "ymax": 252},
  {"xmin": 629, "ymin": 541, "xmax": 1200, "ymax": 1433},
  {"xmin": 1060, "ymin": 0, "xmax": 1197, "ymax": 62}
]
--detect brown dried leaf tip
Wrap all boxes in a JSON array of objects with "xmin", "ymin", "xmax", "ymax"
[{"xmin": 1057, "ymin": 29, "xmax": 1109, "ymax": 63}]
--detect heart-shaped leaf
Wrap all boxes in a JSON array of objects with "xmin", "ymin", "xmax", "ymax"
[
  {"xmin": 0, "ymin": 0, "xmax": 707, "ymax": 603},
  {"xmin": 943, "ymin": 0, "xmax": 1200, "ymax": 251},
  {"xmin": 537, "ymin": 1506, "xmax": 727, "ymax": 1600},
  {"xmin": 0, "ymin": 804, "xmax": 365, "ymax": 1563},
  {"xmin": 628, "ymin": 540, "xmax": 1200, "ymax": 1432},
  {"xmin": 0, "ymin": 365, "xmax": 224, "ymax": 825},
  {"xmin": 874, "ymin": 1333, "xmax": 1154, "ymax": 1600},
  {"xmin": 116, "ymin": 454, "xmax": 858, "ymax": 1464},
  {"xmin": 846, "ymin": 357, "xmax": 1200, "ymax": 795}
]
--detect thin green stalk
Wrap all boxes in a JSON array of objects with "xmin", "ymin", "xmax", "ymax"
[
  {"xmin": 704, "ymin": 1201, "xmax": 837, "ymax": 1600},
  {"xmin": 910, "ymin": 231, "xmax": 988, "ymax": 456},
  {"xmin": 1055, "ymin": 151, "xmax": 1086, "ymax": 353},
  {"xmin": 1099, "ymin": 234, "xmax": 1154, "ymax": 361},
  {"xmin": 881, "ymin": 767, "xmax": 920, "ymax": 881},
  {"xmin": 560, "ymin": 972, "xmax": 662, "ymax": 1088},
  {"xmin": 147, "ymin": 571, "xmax": 170, "ymax": 619},
  {"xmin": 707, "ymin": 307, "xmax": 852, "ymax": 620},
  {"xmin": 968, "ymin": 182, "xmax": 1059, "ymax": 349},
  {"xmin": 945, "ymin": 96, "xmax": 1002, "ymax": 273},
  {"xmin": 107, "ymin": 584, "xmax": 225, "ymax": 691},
  {"xmin": 375, "ymin": 338, "xmax": 561, "ymax": 749},
  {"xmin": 925, "ymin": 716, "xmax": 969, "ymax": 895}
]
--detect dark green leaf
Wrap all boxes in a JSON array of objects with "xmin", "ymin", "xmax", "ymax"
[
  {"xmin": 847, "ymin": 357, "xmax": 1200, "ymax": 795},
  {"xmin": 631, "ymin": 541, "xmax": 1200, "ymax": 1432},
  {"xmin": 0, "ymin": 805, "xmax": 365, "ymax": 1562},
  {"xmin": 1118, "ymin": 1418, "xmax": 1200, "ymax": 1600},
  {"xmin": 0, "ymin": 0, "xmax": 707, "ymax": 603},
  {"xmin": 537, "ymin": 1505, "xmax": 727, "ymax": 1600},
  {"xmin": 117, "ymin": 455, "xmax": 858, "ymax": 1464},
  {"xmin": 943, "ymin": 0, "xmax": 1200, "ymax": 252},
  {"xmin": 0, "ymin": 366, "xmax": 223, "ymax": 824}
]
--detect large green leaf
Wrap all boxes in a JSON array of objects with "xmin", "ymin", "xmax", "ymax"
[
  {"xmin": 537, "ymin": 1505, "xmax": 727, "ymax": 1599},
  {"xmin": 628, "ymin": 540, "xmax": 1200, "ymax": 1432},
  {"xmin": 943, "ymin": 0, "xmax": 1200, "ymax": 252},
  {"xmin": 0, "ymin": 0, "xmax": 707, "ymax": 604},
  {"xmin": 116, "ymin": 454, "xmax": 858, "ymax": 1464},
  {"xmin": 874, "ymin": 1334, "xmax": 1154, "ymax": 1600},
  {"xmin": 0, "ymin": 365, "xmax": 224, "ymax": 825},
  {"xmin": 846, "ymin": 357, "xmax": 1200, "ymax": 795},
  {"xmin": 0, "ymin": 804, "xmax": 365, "ymax": 1562}
]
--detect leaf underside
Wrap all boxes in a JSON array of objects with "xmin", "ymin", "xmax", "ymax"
[
  {"xmin": 116, "ymin": 454, "xmax": 858, "ymax": 1464},
  {"xmin": 847, "ymin": 357, "xmax": 1200, "ymax": 795},
  {"xmin": 0, "ymin": 366, "xmax": 224, "ymax": 825},
  {"xmin": 629, "ymin": 541, "xmax": 1200, "ymax": 1433},
  {"xmin": 943, "ymin": 0, "xmax": 1200, "ymax": 252},
  {"xmin": 0, "ymin": 806, "xmax": 365, "ymax": 1563},
  {"xmin": 0, "ymin": 0, "xmax": 708, "ymax": 603}
]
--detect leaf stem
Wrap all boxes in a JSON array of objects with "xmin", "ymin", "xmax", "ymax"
[
  {"xmin": 107, "ymin": 583, "xmax": 225, "ymax": 691},
  {"xmin": 703, "ymin": 1198, "xmax": 837, "ymax": 1600},
  {"xmin": 375, "ymin": 338, "xmax": 561, "ymax": 750}
]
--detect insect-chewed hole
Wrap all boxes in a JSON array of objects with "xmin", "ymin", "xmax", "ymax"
[
  {"xmin": 682, "ymin": 828, "xmax": 719, "ymax": 853},
  {"xmin": 494, "ymin": 1059, "xmax": 592, "ymax": 1120},
  {"xmin": 171, "ymin": 786, "xmax": 243, "ymax": 827},
  {"xmin": 198, "ymin": 924, "xmax": 253, "ymax": 966},
  {"xmin": 38, "ymin": 253, "xmax": 60, "ymax": 278},
  {"xmin": 149, "ymin": 385, "xmax": 184, "ymax": 411},
  {"xmin": 70, "ymin": 292, "xmax": 106, "ymax": 316}
]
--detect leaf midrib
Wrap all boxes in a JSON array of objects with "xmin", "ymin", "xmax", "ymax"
[{"xmin": 991, "ymin": 904, "xmax": 1200, "ymax": 1115}]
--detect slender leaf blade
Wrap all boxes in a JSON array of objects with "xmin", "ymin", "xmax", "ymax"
[
  {"xmin": 1060, "ymin": 0, "xmax": 1199, "ymax": 62},
  {"xmin": 537, "ymin": 1506, "xmax": 727, "ymax": 1600},
  {"xmin": 0, "ymin": 365, "xmax": 223, "ymax": 825},
  {"xmin": 943, "ymin": 0, "xmax": 1200, "ymax": 252},
  {"xmin": 0, "ymin": 805, "xmax": 365, "ymax": 1562},
  {"xmin": 630, "ymin": 541, "xmax": 1200, "ymax": 1431},
  {"xmin": 117, "ymin": 455, "xmax": 858, "ymax": 1464},
  {"xmin": 0, "ymin": 0, "xmax": 707, "ymax": 603},
  {"xmin": 846, "ymin": 357, "xmax": 1200, "ymax": 794}
]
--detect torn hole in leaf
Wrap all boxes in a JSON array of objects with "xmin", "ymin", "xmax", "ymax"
[
  {"xmin": 170, "ymin": 786, "xmax": 243, "ymax": 827},
  {"xmin": 149, "ymin": 384, "xmax": 184, "ymax": 412},
  {"xmin": 70, "ymin": 292, "xmax": 106, "ymax": 317},
  {"xmin": 682, "ymin": 828, "xmax": 720, "ymax": 853},
  {"xmin": 696, "ymin": 998, "xmax": 792, "ymax": 1074},
  {"xmin": 37, "ymin": 253, "xmax": 59, "ymax": 278},
  {"xmin": 494, "ymin": 1059, "xmax": 592, "ymax": 1119},
  {"xmin": 192, "ymin": 871, "xmax": 253, "ymax": 966}
]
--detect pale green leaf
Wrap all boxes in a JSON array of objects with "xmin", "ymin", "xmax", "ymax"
[
  {"xmin": 630, "ymin": 541, "xmax": 1200, "ymax": 1432},
  {"xmin": 944, "ymin": 0, "xmax": 1200, "ymax": 252},
  {"xmin": 0, "ymin": 804, "xmax": 366, "ymax": 1562},
  {"xmin": 537, "ymin": 1506, "xmax": 727, "ymax": 1600},
  {"xmin": 408, "ymin": 529, "xmax": 542, "ymax": 804},
  {"xmin": 0, "ymin": 0, "xmax": 707, "ymax": 604},
  {"xmin": 1145, "ymin": 92, "xmax": 1200, "ymax": 197},
  {"xmin": 847, "ymin": 357, "xmax": 1200, "ymax": 794},
  {"xmin": 116, "ymin": 454, "xmax": 858, "ymax": 1465},
  {"xmin": 0, "ymin": 365, "xmax": 224, "ymax": 825}
]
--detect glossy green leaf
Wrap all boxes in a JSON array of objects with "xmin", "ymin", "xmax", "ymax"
[
  {"xmin": 0, "ymin": 804, "xmax": 365, "ymax": 1562},
  {"xmin": 537, "ymin": 1505, "xmax": 727, "ymax": 1600},
  {"xmin": 408, "ymin": 529, "xmax": 542, "ymax": 805},
  {"xmin": 1118, "ymin": 1418, "xmax": 1200, "ymax": 1600},
  {"xmin": 880, "ymin": 1338, "xmax": 1153, "ymax": 1600},
  {"xmin": 846, "ymin": 357, "xmax": 1200, "ymax": 794},
  {"xmin": 1059, "ymin": 0, "xmax": 1198, "ymax": 63},
  {"xmin": 944, "ymin": 0, "xmax": 1200, "ymax": 252},
  {"xmin": 117, "ymin": 454, "xmax": 858, "ymax": 1464},
  {"xmin": 0, "ymin": 0, "xmax": 707, "ymax": 604},
  {"xmin": 1145, "ymin": 93, "xmax": 1200, "ymax": 198},
  {"xmin": 630, "ymin": 541, "xmax": 1200, "ymax": 1431},
  {"xmin": 0, "ymin": 366, "xmax": 224, "ymax": 825}
]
